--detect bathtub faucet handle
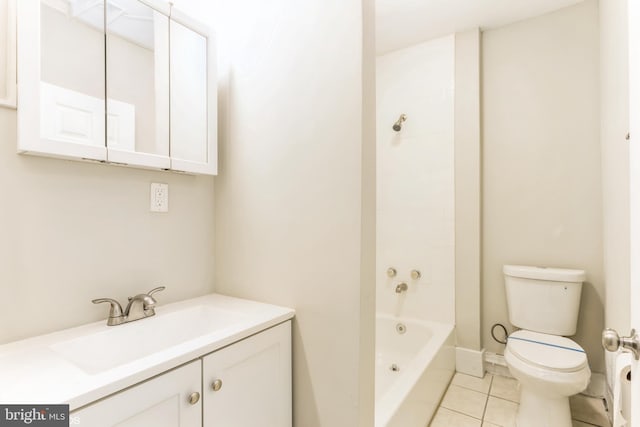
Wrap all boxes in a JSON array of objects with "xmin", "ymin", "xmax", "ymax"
[{"xmin": 395, "ymin": 282, "xmax": 408, "ymax": 294}]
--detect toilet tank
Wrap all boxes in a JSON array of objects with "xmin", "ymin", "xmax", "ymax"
[{"xmin": 503, "ymin": 265, "xmax": 586, "ymax": 336}]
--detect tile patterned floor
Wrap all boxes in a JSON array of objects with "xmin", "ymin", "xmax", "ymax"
[{"xmin": 429, "ymin": 373, "xmax": 610, "ymax": 427}]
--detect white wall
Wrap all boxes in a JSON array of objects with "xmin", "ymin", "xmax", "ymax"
[
  {"xmin": 482, "ymin": 0, "xmax": 604, "ymax": 372},
  {"xmin": 199, "ymin": 0, "xmax": 376, "ymax": 425},
  {"xmin": 454, "ymin": 29, "xmax": 482, "ymax": 351},
  {"xmin": 376, "ymin": 36, "xmax": 455, "ymax": 324}
]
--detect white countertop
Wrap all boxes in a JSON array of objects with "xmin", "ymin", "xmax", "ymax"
[{"xmin": 0, "ymin": 293, "xmax": 295, "ymax": 410}]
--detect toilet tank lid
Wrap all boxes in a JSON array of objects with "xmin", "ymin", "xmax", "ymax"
[{"xmin": 503, "ymin": 265, "xmax": 586, "ymax": 282}]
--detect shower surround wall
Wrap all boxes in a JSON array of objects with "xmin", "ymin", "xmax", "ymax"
[{"xmin": 376, "ymin": 35, "xmax": 455, "ymax": 324}]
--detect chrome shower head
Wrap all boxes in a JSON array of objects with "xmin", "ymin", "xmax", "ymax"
[{"xmin": 393, "ymin": 114, "xmax": 407, "ymax": 132}]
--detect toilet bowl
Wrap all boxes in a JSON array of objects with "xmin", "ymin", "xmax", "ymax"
[
  {"xmin": 504, "ymin": 330, "xmax": 590, "ymax": 427},
  {"xmin": 502, "ymin": 265, "xmax": 590, "ymax": 427}
]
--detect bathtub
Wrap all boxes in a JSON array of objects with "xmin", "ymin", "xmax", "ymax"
[{"xmin": 375, "ymin": 314, "xmax": 455, "ymax": 427}]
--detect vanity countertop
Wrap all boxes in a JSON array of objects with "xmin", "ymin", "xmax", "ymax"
[{"xmin": 0, "ymin": 293, "xmax": 294, "ymax": 410}]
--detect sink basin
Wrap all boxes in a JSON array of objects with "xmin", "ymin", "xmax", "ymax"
[{"xmin": 50, "ymin": 305, "xmax": 247, "ymax": 374}]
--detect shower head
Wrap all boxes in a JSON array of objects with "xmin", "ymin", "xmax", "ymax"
[{"xmin": 393, "ymin": 114, "xmax": 407, "ymax": 132}]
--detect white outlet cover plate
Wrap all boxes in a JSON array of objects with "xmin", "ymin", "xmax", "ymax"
[{"xmin": 150, "ymin": 183, "xmax": 169, "ymax": 212}]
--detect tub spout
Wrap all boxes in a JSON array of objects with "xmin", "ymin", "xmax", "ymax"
[{"xmin": 395, "ymin": 282, "xmax": 408, "ymax": 293}]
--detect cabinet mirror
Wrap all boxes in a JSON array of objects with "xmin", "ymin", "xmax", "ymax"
[
  {"xmin": 17, "ymin": 0, "xmax": 217, "ymax": 175},
  {"xmin": 106, "ymin": 0, "xmax": 170, "ymax": 169},
  {"xmin": 170, "ymin": 11, "xmax": 216, "ymax": 174},
  {"xmin": 37, "ymin": 0, "xmax": 106, "ymax": 160}
]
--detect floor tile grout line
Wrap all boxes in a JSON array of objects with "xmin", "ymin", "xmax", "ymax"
[
  {"xmin": 441, "ymin": 383, "xmax": 491, "ymax": 420},
  {"xmin": 488, "ymin": 394, "xmax": 519, "ymax": 405},
  {"xmin": 450, "ymin": 382, "xmax": 492, "ymax": 395},
  {"xmin": 480, "ymin": 375, "xmax": 493, "ymax": 424},
  {"xmin": 437, "ymin": 406, "xmax": 484, "ymax": 421}
]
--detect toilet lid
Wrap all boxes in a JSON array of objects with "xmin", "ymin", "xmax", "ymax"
[{"xmin": 507, "ymin": 330, "xmax": 588, "ymax": 372}]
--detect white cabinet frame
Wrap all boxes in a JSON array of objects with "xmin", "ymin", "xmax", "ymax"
[{"xmin": 0, "ymin": 0, "xmax": 17, "ymax": 109}]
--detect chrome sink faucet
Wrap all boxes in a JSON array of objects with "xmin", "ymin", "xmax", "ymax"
[{"xmin": 92, "ymin": 286, "xmax": 166, "ymax": 326}]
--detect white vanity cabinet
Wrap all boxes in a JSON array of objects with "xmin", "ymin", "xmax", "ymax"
[
  {"xmin": 202, "ymin": 321, "xmax": 292, "ymax": 427},
  {"xmin": 70, "ymin": 321, "xmax": 291, "ymax": 427},
  {"xmin": 16, "ymin": 0, "xmax": 217, "ymax": 175},
  {"xmin": 72, "ymin": 360, "xmax": 202, "ymax": 427}
]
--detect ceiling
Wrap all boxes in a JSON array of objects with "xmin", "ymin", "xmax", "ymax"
[{"xmin": 376, "ymin": 0, "xmax": 584, "ymax": 54}]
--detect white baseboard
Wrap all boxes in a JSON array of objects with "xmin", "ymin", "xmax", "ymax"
[{"xmin": 456, "ymin": 347, "xmax": 485, "ymax": 377}]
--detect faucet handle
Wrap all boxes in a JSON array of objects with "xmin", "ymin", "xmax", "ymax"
[
  {"xmin": 147, "ymin": 286, "xmax": 166, "ymax": 297},
  {"xmin": 92, "ymin": 298, "xmax": 124, "ymax": 318}
]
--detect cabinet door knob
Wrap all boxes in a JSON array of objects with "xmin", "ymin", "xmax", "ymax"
[
  {"xmin": 188, "ymin": 392, "xmax": 200, "ymax": 405},
  {"xmin": 211, "ymin": 379, "xmax": 223, "ymax": 392}
]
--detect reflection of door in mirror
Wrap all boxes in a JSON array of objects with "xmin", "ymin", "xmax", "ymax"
[
  {"xmin": 40, "ymin": 0, "xmax": 105, "ymax": 148},
  {"xmin": 106, "ymin": 0, "xmax": 169, "ymax": 162},
  {"xmin": 170, "ymin": 19, "xmax": 207, "ymax": 165}
]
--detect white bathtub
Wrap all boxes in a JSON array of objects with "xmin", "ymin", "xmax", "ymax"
[{"xmin": 375, "ymin": 314, "xmax": 455, "ymax": 427}]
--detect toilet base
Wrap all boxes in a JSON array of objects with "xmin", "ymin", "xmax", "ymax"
[{"xmin": 516, "ymin": 388, "xmax": 572, "ymax": 427}]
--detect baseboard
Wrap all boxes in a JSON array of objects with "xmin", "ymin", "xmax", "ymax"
[
  {"xmin": 484, "ymin": 352, "xmax": 512, "ymax": 378},
  {"xmin": 455, "ymin": 347, "xmax": 485, "ymax": 377}
]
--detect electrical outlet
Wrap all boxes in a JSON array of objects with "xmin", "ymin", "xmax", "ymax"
[{"xmin": 150, "ymin": 183, "xmax": 169, "ymax": 212}]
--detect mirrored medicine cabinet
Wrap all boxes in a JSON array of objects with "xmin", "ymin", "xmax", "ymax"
[{"xmin": 16, "ymin": 0, "xmax": 217, "ymax": 175}]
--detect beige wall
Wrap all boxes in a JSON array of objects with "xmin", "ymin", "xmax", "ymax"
[
  {"xmin": 202, "ymin": 0, "xmax": 376, "ymax": 425},
  {"xmin": 359, "ymin": 0, "xmax": 376, "ymax": 423},
  {"xmin": 482, "ymin": 0, "xmax": 605, "ymax": 372},
  {"xmin": 455, "ymin": 29, "xmax": 482, "ymax": 351},
  {"xmin": 0, "ymin": 107, "xmax": 215, "ymax": 344}
]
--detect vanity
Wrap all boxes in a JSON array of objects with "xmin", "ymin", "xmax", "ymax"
[
  {"xmin": 16, "ymin": 0, "xmax": 217, "ymax": 175},
  {"xmin": 0, "ymin": 294, "xmax": 294, "ymax": 426}
]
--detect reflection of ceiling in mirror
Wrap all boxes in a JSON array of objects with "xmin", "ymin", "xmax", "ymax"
[
  {"xmin": 42, "ymin": 0, "xmax": 155, "ymax": 50},
  {"xmin": 376, "ymin": 0, "xmax": 584, "ymax": 54}
]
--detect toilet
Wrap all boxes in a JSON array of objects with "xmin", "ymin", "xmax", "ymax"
[{"xmin": 503, "ymin": 265, "xmax": 591, "ymax": 427}]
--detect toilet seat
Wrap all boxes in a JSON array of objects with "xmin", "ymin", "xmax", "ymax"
[{"xmin": 507, "ymin": 330, "xmax": 587, "ymax": 373}]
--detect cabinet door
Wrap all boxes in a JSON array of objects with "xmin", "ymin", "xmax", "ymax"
[
  {"xmin": 106, "ymin": 0, "xmax": 171, "ymax": 169},
  {"xmin": 203, "ymin": 321, "xmax": 292, "ymax": 427},
  {"xmin": 169, "ymin": 10, "xmax": 217, "ymax": 175},
  {"xmin": 71, "ymin": 360, "xmax": 202, "ymax": 427},
  {"xmin": 18, "ymin": 0, "xmax": 107, "ymax": 161}
]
